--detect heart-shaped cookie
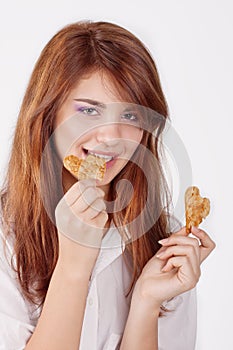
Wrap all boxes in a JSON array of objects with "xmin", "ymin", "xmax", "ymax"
[
  {"xmin": 63, "ymin": 154, "xmax": 106, "ymax": 181},
  {"xmin": 185, "ymin": 186, "xmax": 210, "ymax": 233}
]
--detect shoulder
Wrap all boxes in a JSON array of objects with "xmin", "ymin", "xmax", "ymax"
[
  {"xmin": 0, "ymin": 223, "xmax": 38, "ymax": 348},
  {"xmin": 0, "ymin": 219, "xmax": 41, "ymax": 328}
]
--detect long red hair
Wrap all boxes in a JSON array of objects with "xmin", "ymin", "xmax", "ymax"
[{"xmin": 0, "ymin": 21, "xmax": 173, "ymax": 308}]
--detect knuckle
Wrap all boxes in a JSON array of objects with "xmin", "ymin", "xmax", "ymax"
[
  {"xmin": 162, "ymin": 246, "xmax": 171, "ymax": 255},
  {"xmin": 192, "ymin": 238, "xmax": 200, "ymax": 248},
  {"xmin": 80, "ymin": 210, "xmax": 89, "ymax": 221},
  {"xmin": 89, "ymin": 200, "xmax": 100, "ymax": 212},
  {"xmin": 95, "ymin": 210, "xmax": 108, "ymax": 224},
  {"xmin": 85, "ymin": 187, "xmax": 96, "ymax": 197},
  {"xmin": 183, "ymin": 255, "xmax": 189, "ymax": 264},
  {"xmin": 97, "ymin": 188, "xmax": 105, "ymax": 197},
  {"xmin": 198, "ymin": 229, "xmax": 207, "ymax": 239},
  {"xmin": 211, "ymin": 240, "xmax": 216, "ymax": 250},
  {"xmin": 77, "ymin": 180, "xmax": 87, "ymax": 193},
  {"xmin": 187, "ymin": 245, "xmax": 195, "ymax": 255}
]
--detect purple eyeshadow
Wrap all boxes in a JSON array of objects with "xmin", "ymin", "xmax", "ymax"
[{"xmin": 74, "ymin": 104, "xmax": 86, "ymax": 112}]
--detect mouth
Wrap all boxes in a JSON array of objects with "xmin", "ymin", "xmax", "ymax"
[{"xmin": 82, "ymin": 148, "xmax": 119, "ymax": 163}]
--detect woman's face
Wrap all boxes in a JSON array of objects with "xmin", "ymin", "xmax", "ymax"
[{"xmin": 54, "ymin": 71, "xmax": 143, "ymax": 194}]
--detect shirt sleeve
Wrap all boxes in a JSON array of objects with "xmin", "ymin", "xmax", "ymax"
[
  {"xmin": 158, "ymin": 288, "xmax": 197, "ymax": 350},
  {"xmin": 0, "ymin": 232, "xmax": 36, "ymax": 350}
]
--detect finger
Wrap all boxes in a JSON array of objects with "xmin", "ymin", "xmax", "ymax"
[
  {"xmin": 191, "ymin": 226, "xmax": 216, "ymax": 263},
  {"xmin": 64, "ymin": 179, "xmax": 104, "ymax": 207},
  {"xmin": 63, "ymin": 181, "xmax": 84, "ymax": 206},
  {"xmin": 71, "ymin": 190, "xmax": 105, "ymax": 216},
  {"xmin": 158, "ymin": 235, "xmax": 200, "ymax": 260},
  {"xmin": 78, "ymin": 179, "xmax": 105, "ymax": 197},
  {"xmin": 160, "ymin": 226, "xmax": 198, "ymax": 246},
  {"xmin": 81, "ymin": 197, "xmax": 107, "ymax": 220},
  {"xmin": 161, "ymin": 256, "xmax": 191, "ymax": 273},
  {"xmin": 172, "ymin": 226, "xmax": 188, "ymax": 237},
  {"xmin": 155, "ymin": 245, "xmax": 168, "ymax": 256},
  {"xmin": 76, "ymin": 186, "xmax": 105, "ymax": 211},
  {"xmin": 162, "ymin": 256, "xmax": 200, "ymax": 290},
  {"xmin": 91, "ymin": 210, "xmax": 109, "ymax": 228},
  {"xmin": 156, "ymin": 244, "xmax": 200, "ymax": 275}
]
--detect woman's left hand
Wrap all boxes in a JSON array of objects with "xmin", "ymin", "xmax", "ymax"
[{"xmin": 132, "ymin": 226, "xmax": 216, "ymax": 310}]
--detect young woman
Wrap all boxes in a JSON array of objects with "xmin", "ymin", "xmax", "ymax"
[{"xmin": 0, "ymin": 21, "xmax": 215, "ymax": 350}]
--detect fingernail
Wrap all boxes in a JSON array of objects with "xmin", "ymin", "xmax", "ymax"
[
  {"xmin": 156, "ymin": 251, "xmax": 165, "ymax": 258},
  {"xmin": 158, "ymin": 238, "xmax": 169, "ymax": 245}
]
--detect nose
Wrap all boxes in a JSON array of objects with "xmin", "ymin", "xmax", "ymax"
[{"xmin": 95, "ymin": 123, "xmax": 122, "ymax": 144}]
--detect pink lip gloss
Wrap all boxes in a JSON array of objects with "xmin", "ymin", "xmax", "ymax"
[{"xmin": 106, "ymin": 158, "xmax": 117, "ymax": 169}]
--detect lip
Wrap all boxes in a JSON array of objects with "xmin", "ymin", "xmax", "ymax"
[
  {"xmin": 83, "ymin": 148, "xmax": 119, "ymax": 158},
  {"xmin": 106, "ymin": 157, "xmax": 117, "ymax": 169}
]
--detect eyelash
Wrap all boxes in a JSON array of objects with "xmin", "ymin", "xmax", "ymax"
[
  {"xmin": 76, "ymin": 106, "xmax": 99, "ymax": 115},
  {"xmin": 76, "ymin": 106, "xmax": 139, "ymax": 123},
  {"xmin": 123, "ymin": 112, "xmax": 138, "ymax": 122}
]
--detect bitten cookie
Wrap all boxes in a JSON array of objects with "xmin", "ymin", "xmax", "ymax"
[{"xmin": 63, "ymin": 154, "xmax": 106, "ymax": 181}]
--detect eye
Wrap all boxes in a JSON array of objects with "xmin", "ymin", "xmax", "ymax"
[
  {"xmin": 77, "ymin": 106, "xmax": 99, "ymax": 116},
  {"xmin": 121, "ymin": 112, "xmax": 139, "ymax": 123}
]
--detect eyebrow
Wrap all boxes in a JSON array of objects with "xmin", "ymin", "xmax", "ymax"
[{"xmin": 74, "ymin": 98, "xmax": 106, "ymax": 109}]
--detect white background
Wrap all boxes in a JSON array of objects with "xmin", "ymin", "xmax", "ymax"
[{"xmin": 0, "ymin": 1, "xmax": 232, "ymax": 349}]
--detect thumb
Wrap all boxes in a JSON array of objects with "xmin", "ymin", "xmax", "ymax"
[{"xmin": 172, "ymin": 226, "xmax": 189, "ymax": 237}]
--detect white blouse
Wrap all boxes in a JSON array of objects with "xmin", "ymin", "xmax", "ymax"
[{"xmin": 0, "ymin": 223, "xmax": 197, "ymax": 350}]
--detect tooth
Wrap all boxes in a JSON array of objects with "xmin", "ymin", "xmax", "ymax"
[{"xmin": 88, "ymin": 151, "xmax": 113, "ymax": 160}]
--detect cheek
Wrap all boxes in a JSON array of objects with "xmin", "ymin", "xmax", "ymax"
[
  {"xmin": 136, "ymin": 129, "xmax": 143, "ymax": 143},
  {"xmin": 67, "ymin": 133, "xmax": 90, "ymax": 155},
  {"xmin": 121, "ymin": 128, "xmax": 143, "ymax": 157},
  {"xmin": 53, "ymin": 125, "xmax": 89, "ymax": 161},
  {"xmin": 122, "ymin": 126, "xmax": 143, "ymax": 141},
  {"xmin": 125, "ymin": 128, "xmax": 143, "ymax": 146}
]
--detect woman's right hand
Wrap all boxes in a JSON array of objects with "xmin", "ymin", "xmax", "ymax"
[{"xmin": 54, "ymin": 179, "xmax": 108, "ymax": 280}]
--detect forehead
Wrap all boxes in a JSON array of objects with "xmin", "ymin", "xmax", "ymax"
[{"xmin": 68, "ymin": 71, "xmax": 124, "ymax": 104}]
